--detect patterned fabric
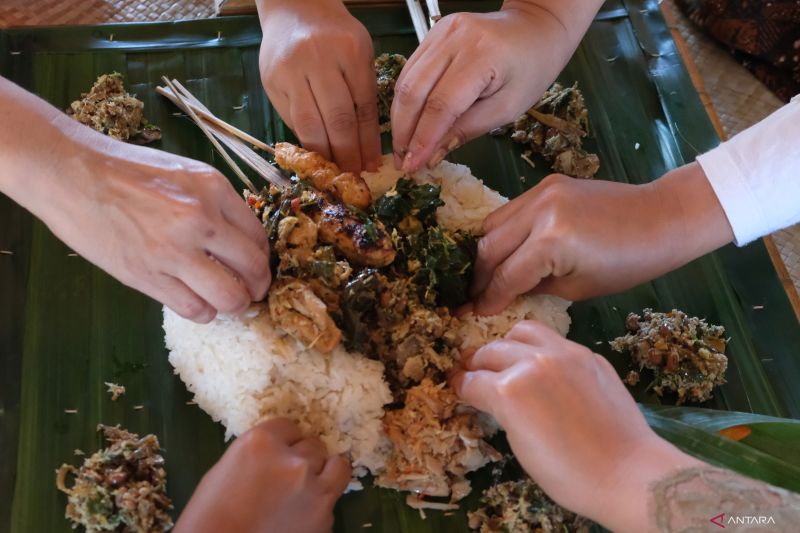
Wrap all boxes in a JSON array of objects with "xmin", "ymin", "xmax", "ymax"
[{"xmin": 676, "ymin": 0, "xmax": 800, "ymax": 101}]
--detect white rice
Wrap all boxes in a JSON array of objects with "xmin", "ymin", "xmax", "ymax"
[
  {"xmin": 164, "ymin": 155, "xmax": 571, "ymax": 478},
  {"xmin": 163, "ymin": 306, "xmax": 392, "ymax": 475}
]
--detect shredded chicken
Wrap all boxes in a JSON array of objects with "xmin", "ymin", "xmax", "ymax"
[
  {"xmin": 105, "ymin": 382, "xmax": 126, "ymax": 401},
  {"xmin": 268, "ymin": 278, "xmax": 342, "ymax": 353},
  {"xmin": 377, "ymin": 379, "xmax": 501, "ymax": 502},
  {"xmin": 274, "ymin": 142, "xmax": 372, "ymax": 209}
]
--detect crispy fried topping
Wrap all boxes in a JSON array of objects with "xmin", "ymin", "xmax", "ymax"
[
  {"xmin": 611, "ymin": 309, "xmax": 728, "ymax": 404},
  {"xmin": 56, "ymin": 425, "xmax": 173, "ymax": 533}
]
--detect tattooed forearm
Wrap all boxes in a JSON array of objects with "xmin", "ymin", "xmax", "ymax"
[{"xmin": 649, "ymin": 466, "xmax": 800, "ymax": 533}]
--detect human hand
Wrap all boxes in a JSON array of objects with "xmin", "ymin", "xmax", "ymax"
[
  {"xmin": 175, "ymin": 418, "xmax": 351, "ymax": 533},
  {"xmin": 452, "ymin": 321, "xmax": 702, "ymax": 532},
  {"xmin": 470, "ymin": 166, "xmax": 734, "ymax": 315},
  {"xmin": 390, "ymin": 0, "xmax": 603, "ymax": 171},
  {"xmin": 34, "ymin": 124, "xmax": 270, "ymax": 323},
  {"xmin": 257, "ymin": 0, "xmax": 380, "ymax": 172}
]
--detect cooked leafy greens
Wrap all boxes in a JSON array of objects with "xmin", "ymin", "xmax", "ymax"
[
  {"xmin": 374, "ymin": 178, "xmax": 445, "ymax": 227},
  {"xmin": 375, "ymin": 179, "xmax": 475, "ymax": 308}
]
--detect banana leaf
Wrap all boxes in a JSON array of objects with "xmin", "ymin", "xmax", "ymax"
[
  {"xmin": 2, "ymin": 1, "xmax": 800, "ymax": 532},
  {"xmin": 641, "ymin": 406, "xmax": 800, "ymax": 491}
]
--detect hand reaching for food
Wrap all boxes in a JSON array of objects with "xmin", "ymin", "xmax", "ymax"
[
  {"xmin": 175, "ymin": 418, "xmax": 351, "ymax": 533},
  {"xmin": 256, "ymin": 0, "xmax": 381, "ymax": 173},
  {"xmin": 0, "ymin": 76, "xmax": 270, "ymax": 323},
  {"xmin": 451, "ymin": 320, "xmax": 704, "ymax": 533},
  {"xmin": 469, "ymin": 165, "xmax": 734, "ymax": 315},
  {"xmin": 390, "ymin": 0, "xmax": 604, "ymax": 172}
]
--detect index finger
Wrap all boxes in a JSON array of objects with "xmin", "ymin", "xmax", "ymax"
[
  {"xmin": 401, "ymin": 57, "xmax": 503, "ymax": 171},
  {"xmin": 390, "ymin": 49, "xmax": 453, "ymax": 169}
]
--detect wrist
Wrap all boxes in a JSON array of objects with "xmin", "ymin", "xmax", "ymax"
[
  {"xmin": 591, "ymin": 435, "xmax": 703, "ymax": 533},
  {"xmin": 501, "ymin": 0, "xmax": 603, "ymax": 60},
  {"xmin": 651, "ymin": 162, "xmax": 735, "ymax": 266}
]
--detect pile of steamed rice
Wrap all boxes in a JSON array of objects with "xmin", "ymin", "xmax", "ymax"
[{"xmin": 163, "ymin": 155, "xmax": 571, "ymax": 478}]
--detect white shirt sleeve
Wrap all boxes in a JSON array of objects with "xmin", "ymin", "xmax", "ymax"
[{"xmin": 696, "ymin": 96, "xmax": 800, "ymax": 246}]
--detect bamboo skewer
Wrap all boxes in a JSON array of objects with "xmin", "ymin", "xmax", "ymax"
[
  {"xmin": 161, "ymin": 77, "xmax": 258, "ymax": 193},
  {"xmin": 156, "ymin": 86, "xmax": 273, "ymax": 154},
  {"xmin": 425, "ymin": 0, "xmax": 442, "ymax": 24},
  {"xmin": 158, "ymin": 78, "xmax": 291, "ymax": 190},
  {"xmin": 406, "ymin": 0, "xmax": 428, "ymax": 42},
  {"xmin": 164, "ymin": 81, "xmax": 290, "ymax": 188}
]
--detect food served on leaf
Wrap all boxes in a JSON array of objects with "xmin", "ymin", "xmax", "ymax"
[
  {"xmin": 164, "ymin": 149, "xmax": 571, "ymax": 509},
  {"xmin": 379, "ymin": 378, "xmax": 502, "ymax": 505},
  {"xmin": 56, "ymin": 425, "xmax": 173, "ymax": 533},
  {"xmin": 274, "ymin": 141, "xmax": 373, "ymax": 209},
  {"xmin": 611, "ymin": 309, "xmax": 728, "ymax": 404},
  {"xmin": 492, "ymin": 82, "xmax": 599, "ymax": 179},
  {"xmin": 67, "ymin": 73, "xmax": 161, "ymax": 144},
  {"xmin": 468, "ymin": 477, "xmax": 592, "ymax": 533},
  {"xmin": 375, "ymin": 53, "xmax": 407, "ymax": 132}
]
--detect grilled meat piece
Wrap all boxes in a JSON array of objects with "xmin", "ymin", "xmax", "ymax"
[
  {"xmin": 268, "ymin": 278, "xmax": 342, "ymax": 353},
  {"xmin": 314, "ymin": 201, "xmax": 396, "ymax": 267},
  {"xmin": 274, "ymin": 142, "xmax": 372, "ymax": 209}
]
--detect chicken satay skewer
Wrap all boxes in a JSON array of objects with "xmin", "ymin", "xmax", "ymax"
[{"xmin": 158, "ymin": 80, "xmax": 371, "ymax": 209}]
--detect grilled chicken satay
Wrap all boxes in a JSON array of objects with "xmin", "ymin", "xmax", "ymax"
[
  {"xmin": 274, "ymin": 142, "xmax": 372, "ymax": 210},
  {"xmin": 314, "ymin": 201, "xmax": 395, "ymax": 267}
]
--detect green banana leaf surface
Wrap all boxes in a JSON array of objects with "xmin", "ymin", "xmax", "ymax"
[{"xmin": 2, "ymin": 1, "xmax": 800, "ymax": 532}]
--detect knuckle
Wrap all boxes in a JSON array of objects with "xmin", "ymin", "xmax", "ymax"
[
  {"xmin": 238, "ymin": 425, "xmax": 274, "ymax": 453},
  {"xmin": 394, "ymin": 82, "xmax": 418, "ymax": 108},
  {"xmin": 176, "ymin": 298, "xmax": 210, "ymax": 322},
  {"xmin": 293, "ymin": 111, "xmax": 324, "ymax": 138},
  {"xmin": 284, "ymin": 455, "xmax": 311, "ymax": 479},
  {"xmin": 327, "ymin": 109, "xmax": 356, "ymax": 133},
  {"xmin": 476, "ymin": 236, "xmax": 496, "ymax": 260},
  {"xmin": 490, "ymin": 264, "xmax": 512, "ymax": 292},
  {"xmin": 508, "ymin": 320, "xmax": 535, "ymax": 338},
  {"xmin": 216, "ymin": 287, "xmax": 249, "ymax": 314},
  {"xmin": 423, "ymin": 95, "xmax": 454, "ymax": 119},
  {"xmin": 355, "ymin": 101, "xmax": 379, "ymax": 124},
  {"xmin": 495, "ymin": 373, "xmax": 522, "ymax": 400},
  {"xmin": 245, "ymin": 251, "xmax": 269, "ymax": 277},
  {"xmin": 446, "ymin": 12, "xmax": 471, "ymax": 29}
]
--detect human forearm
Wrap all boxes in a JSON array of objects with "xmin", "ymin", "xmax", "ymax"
[
  {"xmin": 648, "ymin": 464, "xmax": 800, "ymax": 532},
  {"xmin": 650, "ymin": 161, "xmax": 735, "ymax": 272},
  {"xmin": 502, "ymin": 0, "xmax": 605, "ymax": 68},
  {"xmin": 0, "ymin": 76, "xmax": 87, "ymax": 214}
]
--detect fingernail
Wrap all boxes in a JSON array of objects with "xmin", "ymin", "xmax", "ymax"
[
  {"xmin": 446, "ymin": 136, "xmax": 460, "ymax": 151},
  {"xmin": 401, "ymin": 152, "xmax": 415, "ymax": 172},
  {"xmin": 427, "ymin": 147, "xmax": 447, "ymax": 169}
]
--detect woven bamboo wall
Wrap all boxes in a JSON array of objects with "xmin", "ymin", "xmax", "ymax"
[{"xmin": 0, "ymin": 0, "xmax": 217, "ymax": 28}]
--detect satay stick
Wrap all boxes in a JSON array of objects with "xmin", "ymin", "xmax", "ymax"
[{"xmin": 161, "ymin": 76, "xmax": 258, "ymax": 193}]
